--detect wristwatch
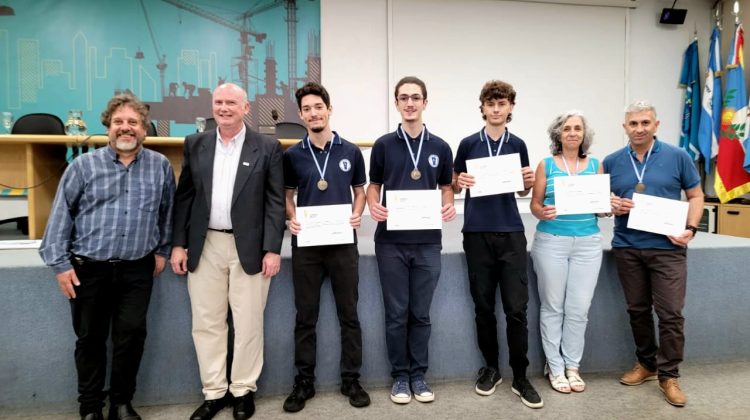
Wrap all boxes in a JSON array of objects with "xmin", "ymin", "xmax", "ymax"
[{"xmin": 685, "ymin": 225, "xmax": 698, "ymax": 237}]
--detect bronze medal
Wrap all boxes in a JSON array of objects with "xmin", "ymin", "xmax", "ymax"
[
  {"xmin": 410, "ymin": 169, "xmax": 421, "ymax": 180},
  {"xmin": 317, "ymin": 179, "xmax": 328, "ymax": 191},
  {"xmin": 635, "ymin": 182, "xmax": 645, "ymax": 193}
]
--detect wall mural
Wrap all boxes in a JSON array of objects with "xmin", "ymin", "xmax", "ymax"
[{"xmin": 0, "ymin": 0, "xmax": 321, "ymax": 136}]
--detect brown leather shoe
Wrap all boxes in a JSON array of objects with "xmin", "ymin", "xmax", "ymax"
[
  {"xmin": 619, "ymin": 362, "xmax": 657, "ymax": 385},
  {"xmin": 659, "ymin": 378, "xmax": 687, "ymax": 407}
]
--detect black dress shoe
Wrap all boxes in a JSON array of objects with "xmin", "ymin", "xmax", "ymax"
[
  {"xmin": 233, "ymin": 392, "xmax": 255, "ymax": 420},
  {"xmin": 341, "ymin": 379, "xmax": 371, "ymax": 408},
  {"xmin": 108, "ymin": 402, "xmax": 141, "ymax": 420},
  {"xmin": 80, "ymin": 412, "xmax": 103, "ymax": 420},
  {"xmin": 282, "ymin": 379, "xmax": 315, "ymax": 413},
  {"xmin": 190, "ymin": 394, "xmax": 231, "ymax": 420}
]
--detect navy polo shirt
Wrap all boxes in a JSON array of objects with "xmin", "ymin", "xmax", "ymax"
[
  {"xmin": 369, "ymin": 125, "xmax": 453, "ymax": 244},
  {"xmin": 284, "ymin": 132, "xmax": 366, "ymax": 244},
  {"xmin": 454, "ymin": 129, "xmax": 530, "ymax": 233},
  {"xmin": 602, "ymin": 138, "xmax": 700, "ymax": 250}
]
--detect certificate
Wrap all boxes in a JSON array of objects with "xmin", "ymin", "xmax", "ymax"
[
  {"xmin": 385, "ymin": 189, "xmax": 442, "ymax": 230},
  {"xmin": 295, "ymin": 204, "xmax": 353, "ymax": 247},
  {"xmin": 553, "ymin": 174, "xmax": 611, "ymax": 215},
  {"xmin": 466, "ymin": 153, "xmax": 524, "ymax": 197},
  {"xmin": 627, "ymin": 193, "xmax": 689, "ymax": 236}
]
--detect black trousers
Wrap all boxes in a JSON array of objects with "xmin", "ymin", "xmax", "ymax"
[
  {"xmin": 291, "ymin": 244, "xmax": 362, "ymax": 381},
  {"xmin": 69, "ymin": 253, "xmax": 154, "ymax": 415},
  {"xmin": 463, "ymin": 232, "xmax": 530, "ymax": 378}
]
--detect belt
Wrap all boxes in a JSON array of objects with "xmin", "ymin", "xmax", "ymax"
[
  {"xmin": 208, "ymin": 228, "xmax": 234, "ymax": 234},
  {"xmin": 72, "ymin": 254, "xmax": 124, "ymax": 264}
]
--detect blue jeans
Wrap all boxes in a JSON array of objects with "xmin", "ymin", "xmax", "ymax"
[
  {"xmin": 375, "ymin": 242, "xmax": 441, "ymax": 379},
  {"xmin": 530, "ymin": 231, "xmax": 602, "ymax": 376}
]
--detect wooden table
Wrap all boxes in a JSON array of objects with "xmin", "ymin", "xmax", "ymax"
[{"xmin": 0, "ymin": 135, "xmax": 372, "ymax": 239}]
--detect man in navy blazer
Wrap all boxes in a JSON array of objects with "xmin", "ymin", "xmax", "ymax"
[{"xmin": 171, "ymin": 83, "xmax": 285, "ymax": 420}]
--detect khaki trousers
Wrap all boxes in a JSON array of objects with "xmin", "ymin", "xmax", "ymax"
[{"xmin": 188, "ymin": 230, "xmax": 271, "ymax": 399}]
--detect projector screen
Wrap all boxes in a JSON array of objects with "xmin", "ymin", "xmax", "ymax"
[{"xmin": 388, "ymin": 0, "xmax": 628, "ymax": 167}]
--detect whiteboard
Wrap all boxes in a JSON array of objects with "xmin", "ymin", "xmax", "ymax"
[{"xmin": 389, "ymin": 0, "xmax": 627, "ymax": 168}]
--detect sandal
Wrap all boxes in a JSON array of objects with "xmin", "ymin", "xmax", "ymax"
[
  {"xmin": 548, "ymin": 373, "xmax": 571, "ymax": 394},
  {"xmin": 566, "ymin": 368, "xmax": 586, "ymax": 392}
]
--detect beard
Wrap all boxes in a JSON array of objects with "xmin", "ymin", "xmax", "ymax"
[
  {"xmin": 310, "ymin": 126, "xmax": 324, "ymax": 133},
  {"xmin": 112, "ymin": 133, "xmax": 143, "ymax": 153},
  {"xmin": 116, "ymin": 139, "xmax": 139, "ymax": 152}
]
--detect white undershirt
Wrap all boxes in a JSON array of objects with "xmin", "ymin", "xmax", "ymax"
[{"xmin": 208, "ymin": 125, "xmax": 246, "ymax": 230}]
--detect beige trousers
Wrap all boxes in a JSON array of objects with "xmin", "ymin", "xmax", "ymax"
[{"xmin": 187, "ymin": 230, "xmax": 271, "ymax": 399}]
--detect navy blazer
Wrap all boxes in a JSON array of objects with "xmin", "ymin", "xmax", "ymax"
[{"xmin": 172, "ymin": 124, "xmax": 285, "ymax": 275}]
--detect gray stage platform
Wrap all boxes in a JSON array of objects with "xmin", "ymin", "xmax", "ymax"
[{"xmin": 1, "ymin": 215, "xmax": 749, "ymax": 413}]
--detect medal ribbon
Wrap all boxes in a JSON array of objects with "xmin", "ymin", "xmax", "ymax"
[
  {"xmin": 627, "ymin": 140, "xmax": 655, "ymax": 187},
  {"xmin": 560, "ymin": 155, "xmax": 580, "ymax": 176},
  {"xmin": 306, "ymin": 133, "xmax": 335, "ymax": 182},
  {"xmin": 400, "ymin": 124, "xmax": 425, "ymax": 174},
  {"xmin": 480, "ymin": 128, "xmax": 509, "ymax": 157}
]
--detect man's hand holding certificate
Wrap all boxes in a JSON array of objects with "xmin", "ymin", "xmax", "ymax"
[
  {"xmin": 553, "ymin": 174, "xmax": 611, "ymax": 215},
  {"xmin": 465, "ymin": 153, "xmax": 524, "ymax": 197},
  {"xmin": 626, "ymin": 193, "xmax": 689, "ymax": 237},
  {"xmin": 385, "ymin": 190, "xmax": 442, "ymax": 230},
  {"xmin": 295, "ymin": 204, "xmax": 354, "ymax": 247}
]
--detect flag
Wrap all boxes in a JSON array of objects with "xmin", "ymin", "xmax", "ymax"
[
  {"xmin": 698, "ymin": 27, "xmax": 722, "ymax": 173},
  {"xmin": 679, "ymin": 39, "xmax": 701, "ymax": 159},
  {"xmin": 715, "ymin": 24, "xmax": 750, "ymax": 203}
]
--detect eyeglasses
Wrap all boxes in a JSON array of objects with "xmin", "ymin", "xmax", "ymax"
[{"xmin": 397, "ymin": 94, "xmax": 424, "ymax": 104}]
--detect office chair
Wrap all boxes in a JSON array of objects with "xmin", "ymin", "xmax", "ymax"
[
  {"xmin": 5, "ymin": 113, "xmax": 66, "ymax": 234},
  {"xmin": 147, "ymin": 121, "xmax": 157, "ymax": 136},
  {"xmin": 205, "ymin": 117, "xmax": 217, "ymax": 131},
  {"xmin": 10, "ymin": 113, "xmax": 65, "ymax": 135},
  {"xmin": 275, "ymin": 121, "xmax": 307, "ymax": 139}
]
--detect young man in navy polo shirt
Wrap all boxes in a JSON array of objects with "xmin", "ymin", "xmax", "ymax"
[
  {"xmin": 281, "ymin": 82, "xmax": 370, "ymax": 412},
  {"xmin": 452, "ymin": 80, "xmax": 542, "ymax": 409},
  {"xmin": 366, "ymin": 76, "xmax": 456, "ymax": 404},
  {"xmin": 605, "ymin": 101, "xmax": 703, "ymax": 407}
]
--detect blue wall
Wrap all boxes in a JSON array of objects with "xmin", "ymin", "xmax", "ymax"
[{"xmin": 0, "ymin": 0, "xmax": 320, "ymax": 135}]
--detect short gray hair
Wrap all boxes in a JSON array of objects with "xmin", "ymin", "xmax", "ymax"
[
  {"xmin": 547, "ymin": 110, "xmax": 594, "ymax": 157},
  {"xmin": 624, "ymin": 100, "xmax": 657, "ymax": 117}
]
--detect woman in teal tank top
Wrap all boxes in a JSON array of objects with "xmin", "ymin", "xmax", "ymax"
[{"xmin": 529, "ymin": 111, "xmax": 604, "ymax": 394}]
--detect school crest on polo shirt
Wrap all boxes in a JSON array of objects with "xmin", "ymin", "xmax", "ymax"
[
  {"xmin": 428, "ymin": 154, "xmax": 439, "ymax": 168},
  {"xmin": 339, "ymin": 159, "xmax": 352, "ymax": 172}
]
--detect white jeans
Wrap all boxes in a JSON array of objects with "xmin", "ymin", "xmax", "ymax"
[{"xmin": 530, "ymin": 231, "xmax": 602, "ymax": 376}]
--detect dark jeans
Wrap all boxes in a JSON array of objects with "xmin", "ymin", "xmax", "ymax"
[
  {"xmin": 463, "ymin": 232, "xmax": 530, "ymax": 378},
  {"xmin": 291, "ymin": 244, "xmax": 362, "ymax": 382},
  {"xmin": 69, "ymin": 253, "xmax": 154, "ymax": 415},
  {"xmin": 375, "ymin": 242, "xmax": 441, "ymax": 379},
  {"xmin": 612, "ymin": 247, "xmax": 687, "ymax": 379}
]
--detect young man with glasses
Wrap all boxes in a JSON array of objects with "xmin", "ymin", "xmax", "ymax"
[{"xmin": 366, "ymin": 76, "xmax": 456, "ymax": 404}]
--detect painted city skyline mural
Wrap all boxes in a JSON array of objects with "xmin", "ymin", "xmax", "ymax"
[{"xmin": 0, "ymin": 0, "xmax": 321, "ymax": 136}]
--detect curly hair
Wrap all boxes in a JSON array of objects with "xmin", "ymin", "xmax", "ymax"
[
  {"xmin": 100, "ymin": 94, "xmax": 149, "ymax": 129},
  {"xmin": 547, "ymin": 110, "xmax": 594, "ymax": 158},
  {"xmin": 479, "ymin": 80, "xmax": 516, "ymax": 121}
]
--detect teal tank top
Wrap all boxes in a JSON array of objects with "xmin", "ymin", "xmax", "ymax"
[{"xmin": 536, "ymin": 155, "xmax": 601, "ymax": 237}]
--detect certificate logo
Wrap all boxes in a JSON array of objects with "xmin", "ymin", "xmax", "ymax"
[
  {"xmin": 428, "ymin": 154, "xmax": 439, "ymax": 168},
  {"xmin": 339, "ymin": 159, "xmax": 352, "ymax": 172}
]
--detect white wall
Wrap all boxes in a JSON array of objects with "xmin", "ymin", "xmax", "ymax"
[{"xmin": 322, "ymin": 0, "xmax": 714, "ymax": 161}]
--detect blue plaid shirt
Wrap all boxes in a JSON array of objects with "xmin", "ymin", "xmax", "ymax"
[{"xmin": 39, "ymin": 145, "xmax": 175, "ymax": 273}]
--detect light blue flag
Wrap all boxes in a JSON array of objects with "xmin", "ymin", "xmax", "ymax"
[
  {"xmin": 698, "ymin": 27, "xmax": 722, "ymax": 173},
  {"xmin": 679, "ymin": 40, "xmax": 701, "ymax": 160}
]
